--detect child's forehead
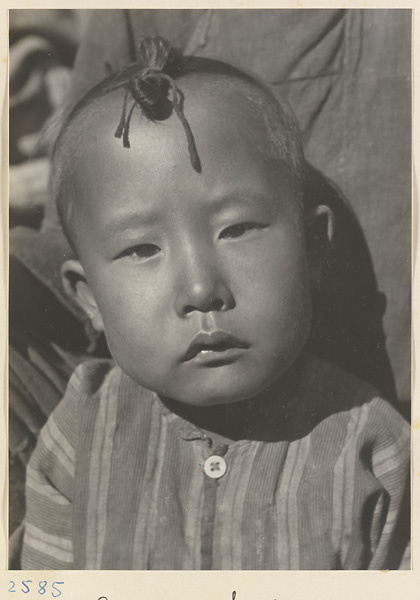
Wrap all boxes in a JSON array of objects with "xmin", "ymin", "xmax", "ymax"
[
  {"xmin": 70, "ymin": 89, "xmax": 281, "ymax": 193},
  {"xmin": 71, "ymin": 75, "xmax": 275, "ymax": 153},
  {"xmin": 58, "ymin": 73, "xmax": 303, "ymax": 234},
  {"xmin": 65, "ymin": 89, "xmax": 300, "ymax": 231},
  {"xmin": 54, "ymin": 62, "xmax": 304, "ymax": 252}
]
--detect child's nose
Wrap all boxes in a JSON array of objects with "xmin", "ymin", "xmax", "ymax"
[{"xmin": 174, "ymin": 247, "xmax": 235, "ymax": 318}]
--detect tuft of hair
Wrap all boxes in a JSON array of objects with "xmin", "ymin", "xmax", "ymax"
[
  {"xmin": 138, "ymin": 36, "xmax": 180, "ymax": 71},
  {"xmin": 52, "ymin": 36, "xmax": 306, "ymax": 251}
]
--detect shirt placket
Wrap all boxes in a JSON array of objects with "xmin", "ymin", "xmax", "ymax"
[{"xmin": 200, "ymin": 443, "xmax": 229, "ymax": 569}]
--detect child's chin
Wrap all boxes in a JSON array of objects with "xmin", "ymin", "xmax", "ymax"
[
  {"xmin": 181, "ymin": 394, "xmax": 250, "ymax": 407},
  {"xmin": 167, "ymin": 381, "xmax": 267, "ymax": 407}
]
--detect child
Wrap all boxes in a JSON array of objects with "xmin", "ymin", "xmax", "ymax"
[{"xmin": 21, "ymin": 37, "xmax": 410, "ymax": 570}]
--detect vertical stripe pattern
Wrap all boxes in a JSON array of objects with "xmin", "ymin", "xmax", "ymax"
[{"xmin": 22, "ymin": 356, "xmax": 410, "ymax": 570}]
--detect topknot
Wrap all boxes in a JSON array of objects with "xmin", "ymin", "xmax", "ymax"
[{"xmin": 114, "ymin": 36, "xmax": 201, "ymax": 172}]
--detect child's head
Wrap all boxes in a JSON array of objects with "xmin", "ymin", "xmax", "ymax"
[{"xmin": 56, "ymin": 37, "xmax": 332, "ymax": 407}]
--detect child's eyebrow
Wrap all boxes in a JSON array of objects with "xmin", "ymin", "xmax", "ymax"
[
  {"xmin": 209, "ymin": 191, "xmax": 284, "ymax": 217},
  {"xmin": 101, "ymin": 209, "xmax": 164, "ymax": 237},
  {"xmin": 99, "ymin": 191, "xmax": 284, "ymax": 238},
  {"xmin": 211, "ymin": 192, "xmax": 273, "ymax": 209}
]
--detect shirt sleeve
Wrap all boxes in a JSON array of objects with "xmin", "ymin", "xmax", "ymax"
[
  {"xmin": 366, "ymin": 398, "xmax": 411, "ymax": 570},
  {"xmin": 21, "ymin": 369, "xmax": 79, "ymax": 569}
]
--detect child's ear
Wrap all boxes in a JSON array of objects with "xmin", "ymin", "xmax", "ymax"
[
  {"xmin": 61, "ymin": 260, "xmax": 104, "ymax": 332},
  {"xmin": 304, "ymin": 204, "xmax": 334, "ymax": 286}
]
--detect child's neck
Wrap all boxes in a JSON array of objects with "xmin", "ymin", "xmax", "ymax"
[{"xmin": 159, "ymin": 352, "xmax": 308, "ymax": 444}]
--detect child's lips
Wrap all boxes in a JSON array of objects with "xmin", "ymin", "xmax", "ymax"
[{"xmin": 182, "ymin": 331, "xmax": 249, "ymax": 363}]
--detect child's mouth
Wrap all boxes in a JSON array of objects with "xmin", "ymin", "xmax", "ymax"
[{"xmin": 183, "ymin": 331, "xmax": 249, "ymax": 365}]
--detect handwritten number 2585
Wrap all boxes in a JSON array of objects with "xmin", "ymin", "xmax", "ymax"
[{"xmin": 8, "ymin": 581, "xmax": 64, "ymax": 597}]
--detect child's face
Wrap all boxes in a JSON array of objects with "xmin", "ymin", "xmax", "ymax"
[{"xmin": 67, "ymin": 89, "xmax": 312, "ymax": 406}]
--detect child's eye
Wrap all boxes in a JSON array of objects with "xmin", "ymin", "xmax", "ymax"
[
  {"xmin": 117, "ymin": 244, "xmax": 161, "ymax": 261},
  {"xmin": 219, "ymin": 222, "xmax": 267, "ymax": 240}
]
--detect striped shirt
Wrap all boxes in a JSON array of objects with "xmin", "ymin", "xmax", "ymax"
[{"xmin": 21, "ymin": 355, "xmax": 410, "ymax": 570}]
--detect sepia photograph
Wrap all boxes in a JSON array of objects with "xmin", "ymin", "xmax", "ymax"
[{"xmin": 7, "ymin": 5, "xmax": 412, "ymax": 580}]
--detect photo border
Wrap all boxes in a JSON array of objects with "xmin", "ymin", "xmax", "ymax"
[{"xmin": 1, "ymin": 2, "xmax": 418, "ymax": 599}]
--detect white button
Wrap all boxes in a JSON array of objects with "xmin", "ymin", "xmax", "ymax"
[{"xmin": 204, "ymin": 455, "xmax": 227, "ymax": 479}]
